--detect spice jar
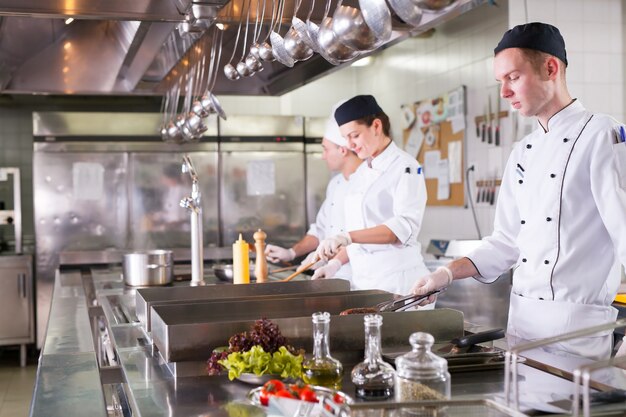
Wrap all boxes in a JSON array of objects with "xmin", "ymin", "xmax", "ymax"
[
  {"xmin": 302, "ymin": 312, "xmax": 344, "ymax": 389},
  {"xmin": 351, "ymin": 314, "xmax": 396, "ymax": 400},
  {"xmin": 395, "ymin": 332, "xmax": 450, "ymax": 402}
]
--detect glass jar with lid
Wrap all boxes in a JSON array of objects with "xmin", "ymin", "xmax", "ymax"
[
  {"xmin": 351, "ymin": 314, "xmax": 396, "ymax": 400},
  {"xmin": 302, "ymin": 311, "xmax": 344, "ymax": 389},
  {"xmin": 395, "ymin": 332, "xmax": 450, "ymax": 402}
]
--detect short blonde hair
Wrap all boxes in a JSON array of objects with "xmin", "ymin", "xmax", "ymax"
[{"xmin": 520, "ymin": 48, "xmax": 566, "ymax": 76}]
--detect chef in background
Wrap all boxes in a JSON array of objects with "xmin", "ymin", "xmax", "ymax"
[
  {"xmin": 313, "ymin": 95, "xmax": 431, "ymax": 299},
  {"xmin": 411, "ymin": 22, "xmax": 626, "ymax": 360},
  {"xmin": 265, "ymin": 101, "xmax": 362, "ymax": 282}
]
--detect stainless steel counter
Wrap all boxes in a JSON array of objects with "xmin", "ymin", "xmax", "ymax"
[{"xmin": 30, "ymin": 265, "xmax": 626, "ymax": 417}]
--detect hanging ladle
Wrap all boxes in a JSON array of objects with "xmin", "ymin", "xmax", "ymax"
[
  {"xmin": 317, "ymin": 0, "xmax": 360, "ymax": 63},
  {"xmin": 235, "ymin": 0, "xmax": 255, "ymax": 77},
  {"xmin": 283, "ymin": 0, "xmax": 314, "ymax": 61},
  {"xmin": 386, "ymin": 0, "xmax": 423, "ymax": 27},
  {"xmin": 245, "ymin": 0, "xmax": 266, "ymax": 72},
  {"xmin": 269, "ymin": 0, "xmax": 295, "ymax": 67},
  {"xmin": 223, "ymin": 0, "xmax": 246, "ymax": 80},
  {"xmin": 292, "ymin": 0, "xmax": 317, "ymax": 52},
  {"xmin": 258, "ymin": 0, "xmax": 278, "ymax": 61},
  {"xmin": 331, "ymin": 0, "xmax": 391, "ymax": 51},
  {"xmin": 201, "ymin": 28, "xmax": 228, "ymax": 120}
]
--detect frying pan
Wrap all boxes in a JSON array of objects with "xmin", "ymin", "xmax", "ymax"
[{"xmin": 212, "ymin": 263, "xmax": 257, "ymax": 282}]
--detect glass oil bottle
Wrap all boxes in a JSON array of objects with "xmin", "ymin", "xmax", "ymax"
[
  {"xmin": 302, "ymin": 312, "xmax": 344, "ymax": 389},
  {"xmin": 351, "ymin": 314, "xmax": 396, "ymax": 400}
]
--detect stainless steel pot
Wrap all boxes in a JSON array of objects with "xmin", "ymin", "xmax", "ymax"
[{"xmin": 123, "ymin": 250, "xmax": 174, "ymax": 286}]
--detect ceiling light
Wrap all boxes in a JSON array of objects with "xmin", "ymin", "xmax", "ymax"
[
  {"xmin": 216, "ymin": 23, "xmax": 225, "ymax": 30},
  {"xmin": 64, "ymin": 17, "xmax": 74, "ymax": 25}
]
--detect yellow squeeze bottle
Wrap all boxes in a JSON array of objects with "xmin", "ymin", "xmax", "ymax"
[{"xmin": 232, "ymin": 233, "xmax": 250, "ymax": 284}]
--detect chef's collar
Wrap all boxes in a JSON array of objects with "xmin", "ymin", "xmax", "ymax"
[
  {"xmin": 367, "ymin": 140, "xmax": 398, "ymax": 171},
  {"xmin": 540, "ymin": 99, "xmax": 582, "ymax": 133}
]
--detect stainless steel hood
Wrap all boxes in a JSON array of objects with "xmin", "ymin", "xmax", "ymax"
[{"xmin": 0, "ymin": 0, "xmax": 487, "ymax": 97}]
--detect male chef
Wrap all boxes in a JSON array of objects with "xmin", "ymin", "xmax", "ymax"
[
  {"xmin": 265, "ymin": 101, "xmax": 362, "ymax": 281},
  {"xmin": 411, "ymin": 22, "xmax": 626, "ymax": 360}
]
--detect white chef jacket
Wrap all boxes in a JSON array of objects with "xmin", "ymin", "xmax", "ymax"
[
  {"xmin": 467, "ymin": 100, "xmax": 626, "ymax": 360},
  {"xmin": 307, "ymin": 173, "xmax": 352, "ymax": 280},
  {"xmin": 344, "ymin": 141, "xmax": 430, "ymax": 296}
]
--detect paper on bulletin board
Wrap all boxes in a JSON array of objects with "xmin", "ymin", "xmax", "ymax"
[
  {"xmin": 247, "ymin": 160, "xmax": 276, "ymax": 196},
  {"xmin": 404, "ymin": 123, "xmax": 424, "ymax": 159},
  {"xmin": 423, "ymin": 150, "xmax": 440, "ymax": 179},
  {"xmin": 437, "ymin": 159, "xmax": 450, "ymax": 200},
  {"xmin": 449, "ymin": 115, "xmax": 465, "ymax": 134},
  {"xmin": 72, "ymin": 162, "xmax": 104, "ymax": 201},
  {"xmin": 448, "ymin": 141, "xmax": 462, "ymax": 183}
]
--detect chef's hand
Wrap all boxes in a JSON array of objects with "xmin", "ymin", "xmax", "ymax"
[
  {"xmin": 264, "ymin": 244, "xmax": 296, "ymax": 263},
  {"xmin": 311, "ymin": 259, "xmax": 342, "ymax": 280},
  {"xmin": 299, "ymin": 251, "xmax": 326, "ymax": 271},
  {"xmin": 410, "ymin": 266, "xmax": 454, "ymax": 305},
  {"xmin": 315, "ymin": 232, "xmax": 352, "ymax": 261}
]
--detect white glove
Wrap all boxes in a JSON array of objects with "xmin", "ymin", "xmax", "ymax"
[
  {"xmin": 315, "ymin": 232, "xmax": 352, "ymax": 261},
  {"xmin": 264, "ymin": 244, "xmax": 296, "ymax": 263},
  {"xmin": 410, "ymin": 266, "xmax": 453, "ymax": 306},
  {"xmin": 311, "ymin": 259, "xmax": 342, "ymax": 280},
  {"xmin": 299, "ymin": 251, "xmax": 326, "ymax": 271}
]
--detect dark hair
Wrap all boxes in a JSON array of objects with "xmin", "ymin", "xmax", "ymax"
[
  {"xmin": 519, "ymin": 48, "xmax": 566, "ymax": 76},
  {"xmin": 355, "ymin": 112, "xmax": 391, "ymax": 137}
]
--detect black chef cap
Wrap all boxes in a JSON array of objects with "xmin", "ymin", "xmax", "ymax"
[
  {"xmin": 494, "ymin": 22, "xmax": 568, "ymax": 66},
  {"xmin": 334, "ymin": 95, "xmax": 384, "ymax": 127}
]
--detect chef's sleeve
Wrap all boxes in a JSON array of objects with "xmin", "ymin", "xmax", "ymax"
[
  {"xmin": 306, "ymin": 181, "xmax": 333, "ymax": 239},
  {"xmin": 383, "ymin": 165, "xmax": 426, "ymax": 245},
  {"xmin": 589, "ymin": 124, "xmax": 626, "ymax": 269},
  {"xmin": 467, "ymin": 150, "xmax": 521, "ymax": 283}
]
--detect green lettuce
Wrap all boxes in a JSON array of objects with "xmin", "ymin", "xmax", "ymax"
[{"xmin": 219, "ymin": 345, "xmax": 303, "ymax": 381}]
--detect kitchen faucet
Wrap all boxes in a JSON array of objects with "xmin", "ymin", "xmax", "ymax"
[{"xmin": 180, "ymin": 155, "xmax": 205, "ymax": 286}]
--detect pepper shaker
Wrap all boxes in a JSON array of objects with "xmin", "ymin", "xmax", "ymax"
[{"xmin": 253, "ymin": 229, "xmax": 268, "ymax": 283}]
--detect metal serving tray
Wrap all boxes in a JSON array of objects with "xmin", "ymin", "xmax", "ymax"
[
  {"xmin": 151, "ymin": 296, "xmax": 464, "ymax": 362},
  {"xmin": 136, "ymin": 278, "xmax": 351, "ymax": 331}
]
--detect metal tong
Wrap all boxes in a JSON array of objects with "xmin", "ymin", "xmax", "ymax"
[{"xmin": 374, "ymin": 288, "xmax": 446, "ymax": 312}]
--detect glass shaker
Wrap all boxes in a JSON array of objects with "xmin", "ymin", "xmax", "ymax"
[
  {"xmin": 395, "ymin": 332, "xmax": 451, "ymax": 402},
  {"xmin": 351, "ymin": 314, "xmax": 396, "ymax": 400},
  {"xmin": 302, "ymin": 312, "xmax": 344, "ymax": 389}
]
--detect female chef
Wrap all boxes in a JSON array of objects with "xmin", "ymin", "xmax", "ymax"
[
  {"xmin": 411, "ymin": 22, "xmax": 626, "ymax": 360},
  {"xmin": 312, "ymin": 95, "xmax": 431, "ymax": 298}
]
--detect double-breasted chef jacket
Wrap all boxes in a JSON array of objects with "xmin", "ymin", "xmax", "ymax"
[
  {"xmin": 307, "ymin": 173, "xmax": 353, "ymax": 280},
  {"xmin": 344, "ymin": 141, "xmax": 431, "ymax": 297},
  {"xmin": 468, "ymin": 100, "xmax": 626, "ymax": 360}
]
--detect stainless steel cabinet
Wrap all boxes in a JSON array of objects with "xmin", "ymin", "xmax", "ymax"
[{"xmin": 0, "ymin": 254, "xmax": 34, "ymax": 367}]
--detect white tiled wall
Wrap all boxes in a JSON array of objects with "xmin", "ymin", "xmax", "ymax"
[{"xmin": 509, "ymin": 0, "xmax": 625, "ymax": 122}]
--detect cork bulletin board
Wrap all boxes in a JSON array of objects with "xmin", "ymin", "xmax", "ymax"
[{"xmin": 401, "ymin": 86, "xmax": 466, "ymax": 206}]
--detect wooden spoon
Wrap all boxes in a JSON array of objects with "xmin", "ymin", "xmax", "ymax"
[
  {"xmin": 269, "ymin": 264, "xmax": 299, "ymax": 274},
  {"xmin": 280, "ymin": 261, "xmax": 316, "ymax": 282}
]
